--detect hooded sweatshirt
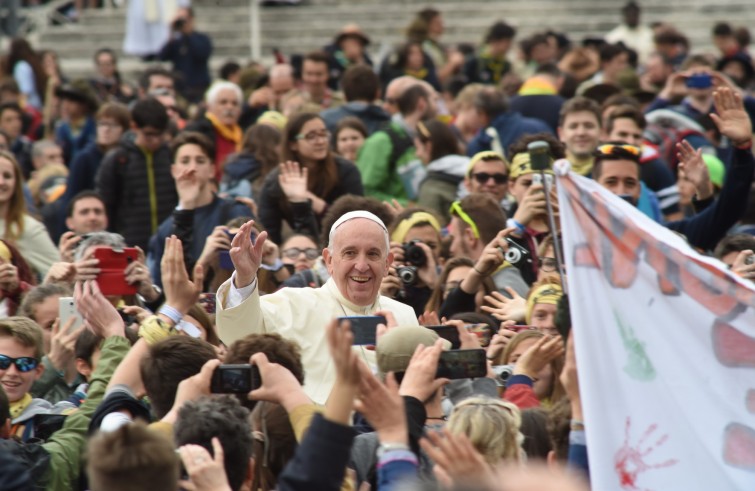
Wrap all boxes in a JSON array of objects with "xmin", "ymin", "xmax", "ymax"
[{"xmin": 417, "ymin": 154, "xmax": 469, "ymax": 222}]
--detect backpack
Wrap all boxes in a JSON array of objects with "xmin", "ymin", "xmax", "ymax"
[{"xmin": 384, "ymin": 125, "xmax": 414, "ymax": 176}]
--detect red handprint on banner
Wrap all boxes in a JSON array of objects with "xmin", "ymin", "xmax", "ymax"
[
  {"xmin": 614, "ymin": 417, "xmax": 678, "ymax": 491},
  {"xmin": 713, "ymin": 320, "xmax": 755, "ymax": 470}
]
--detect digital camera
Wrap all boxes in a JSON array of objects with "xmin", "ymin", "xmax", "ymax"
[
  {"xmin": 504, "ymin": 238, "xmax": 530, "ymax": 266},
  {"xmin": 491, "ymin": 364, "xmax": 515, "ymax": 387},
  {"xmin": 397, "ymin": 240, "xmax": 427, "ymax": 285}
]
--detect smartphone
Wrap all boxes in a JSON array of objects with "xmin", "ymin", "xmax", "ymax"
[
  {"xmin": 436, "ymin": 349, "xmax": 488, "ymax": 380},
  {"xmin": 58, "ymin": 297, "xmax": 84, "ymax": 334},
  {"xmin": 218, "ymin": 251, "xmax": 234, "ymax": 270},
  {"xmin": 338, "ymin": 315, "xmax": 387, "ymax": 346},
  {"xmin": 685, "ymin": 72, "xmax": 712, "ymax": 89},
  {"xmin": 510, "ymin": 325, "xmax": 537, "ymax": 333},
  {"xmin": 93, "ymin": 247, "xmax": 139, "ymax": 296},
  {"xmin": 218, "ymin": 229, "xmax": 258, "ymax": 270},
  {"xmin": 198, "ymin": 292, "xmax": 216, "ymax": 314},
  {"xmin": 425, "ymin": 325, "xmax": 461, "ymax": 349},
  {"xmin": 210, "ymin": 364, "xmax": 261, "ymax": 394}
]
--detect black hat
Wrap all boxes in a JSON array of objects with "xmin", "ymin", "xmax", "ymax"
[{"xmin": 55, "ymin": 79, "xmax": 99, "ymax": 113}]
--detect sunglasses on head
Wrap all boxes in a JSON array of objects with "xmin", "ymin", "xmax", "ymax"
[
  {"xmin": 0, "ymin": 355, "xmax": 39, "ymax": 372},
  {"xmin": 596, "ymin": 143, "xmax": 641, "ymax": 158},
  {"xmin": 449, "ymin": 201, "xmax": 480, "ymax": 239},
  {"xmin": 282, "ymin": 247, "xmax": 319, "ymax": 260},
  {"xmin": 472, "ymin": 172, "xmax": 509, "ymax": 185}
]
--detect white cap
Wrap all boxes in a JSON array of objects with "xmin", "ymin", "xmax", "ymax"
[{"xmin": 328, "ymin": 210, "xmax": 389, "ymax": 248}]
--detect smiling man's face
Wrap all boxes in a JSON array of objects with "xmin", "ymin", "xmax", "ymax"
[{"xmin": 323, "ymin": 218, "xmax": 392, "ymax": 307}]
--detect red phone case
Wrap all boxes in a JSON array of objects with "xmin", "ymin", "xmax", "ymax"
[{"xmin": 93, "ymin": 247, "xmax": 139, "ymax": 296}]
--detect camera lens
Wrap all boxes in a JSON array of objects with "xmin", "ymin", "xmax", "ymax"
[
  {"xmin": 505, "ymin": 248, "xmax": 522, "ymax": 264},
  {"xmin": 403, "ymin": 241, "xmax": 427, "ymax": 267},
  {"xmin": 397, "ymin": 266, "xmax": 417, "ymax": 285}
]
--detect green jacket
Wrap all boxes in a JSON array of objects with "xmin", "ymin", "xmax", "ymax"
[
  {"xmin": 356, "ymin": 122, "xmax": 416, "ymax": 203},
  {"xmin": 31, "ymin": 356, "xmax": 84, "ymax": 405},
  {"xmin": 42, "ymin": 335, "xmax": 130, "ymax": 491}
]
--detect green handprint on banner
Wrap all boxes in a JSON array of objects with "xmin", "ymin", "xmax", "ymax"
[{"xmin": 616, "ymin": 311, "xmax": 655, "ymax": 381}]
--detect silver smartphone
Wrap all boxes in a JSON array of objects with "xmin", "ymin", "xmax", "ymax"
[{"xmin": 58, "ymin": 297, "xmax": 85, "ymax": 334}]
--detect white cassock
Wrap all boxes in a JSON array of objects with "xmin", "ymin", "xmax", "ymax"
[
  {"xmin": 122, "ymin": 0, "xmax": 190, "ymax": 56},
  {"xmin": 217, "ymin": 275, "xmax": 419, "ymax": 405}
]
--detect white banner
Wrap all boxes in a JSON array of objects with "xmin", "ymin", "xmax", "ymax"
[{"xmin": 556, "ymin": 166, "xmax": 755, "ymax": 490}]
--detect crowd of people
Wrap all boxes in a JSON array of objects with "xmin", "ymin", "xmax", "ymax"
[{"xmin": 0, "ymin": 1, "xmax": 753, "ymax": 490}]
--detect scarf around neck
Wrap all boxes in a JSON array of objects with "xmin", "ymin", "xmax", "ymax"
[{"xmin": 206, "ymin": 112, "xmax": 242, "ymax": 149}]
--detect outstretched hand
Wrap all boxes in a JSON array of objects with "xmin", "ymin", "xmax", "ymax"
[
  {"xmin": 676, "ymin": 140, "xmax": 713, "ymax": 200},
  {"xmin": 229, "ymin": 220, "xmax": 268, "ymax": 288},
  {"xmin": 161, "ymin": 235, "xmax": 204, "ymax": 315},
  {"xmin": 710, "ymin": 87, "xmax": 752, "ymax": 146},
  {"xmin": 278, "ymin": 161, "xmax": 309, "ymax": 203}
]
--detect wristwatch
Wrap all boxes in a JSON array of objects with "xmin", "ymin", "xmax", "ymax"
[{"xmin": 376, "ymin": 442, "xmax": 410, "ymax": 458}]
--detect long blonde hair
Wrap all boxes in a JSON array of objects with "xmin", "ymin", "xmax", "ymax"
[
  {"xmin": 0, "ymin": 151, "xmax": 27, "ymax": 241},
  {"xmin": 447, "ymin": 397, "xmax": 524, "ymax": 465}
]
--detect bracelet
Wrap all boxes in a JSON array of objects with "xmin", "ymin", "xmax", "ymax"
[
  {"xmin": 157, "ymin": 304, "xmax": 183, "ymax": 325},
  {"xmin": 506, "ymin": 217, "xmax": 526, "ymax": 234},
  {"xmin": 473, "ymin": 266, "xmax": 487, "ymax": 276},
  {"xmin": 735, "ymin": 139, "xmax": 753, "ymax": 150},
  {"xmin": 570, "ymin": 419, "xmax": 585, "ymax": 431}
]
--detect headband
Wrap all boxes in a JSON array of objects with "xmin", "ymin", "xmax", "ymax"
[
  {"xmin": 467, "ymin": 150, "xmax": 508, "ymax": 177},
  {"xmin": 525, "ymin": 283, "xmax": 563, "ymax": 324},
  {"xmin": 390, "ymin": 211, "xmax": 441, "ymax": 243},
  {"xmin": 509, "ymin": 152, "xmax": 555, "ymax": 181}
]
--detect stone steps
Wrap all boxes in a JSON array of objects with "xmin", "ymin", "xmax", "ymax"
[{"xmin": 31, "ymin": 0, "xmax": 755, "ymax": 82}]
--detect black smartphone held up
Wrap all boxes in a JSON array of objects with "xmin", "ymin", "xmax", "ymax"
[
  {"xmin": 338, "ymin": 315, "xmax": 387, "ymax": 346},
  {"xmin": 424, "ymin": 325, "xmax": 461, "ymax": 349},
  {"xmin": 210, "ymin": 364, "xmax": 261, "ymax": 394},
  {"xmin": 527, "ymin": 140, "xmax": 552, "ymax": 171},
  {"xmin": 436, "ymin": 349, "xmax": 488, "ymax": 380}
]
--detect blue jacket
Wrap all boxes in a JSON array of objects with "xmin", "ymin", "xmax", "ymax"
[
  {"xmin": 467, "ymin": 111, "xmax": 553, "ymax": 158},
  {"xmin": 159, "ymin": 31, "xmax": 212, "ymax": 98},
  {"xmin": 55, "ymin": 117, "xmax": 96, "ymax": 165},
  {"xmin": 321, "ymin": 102, "xmax": 390, "ymax": 136},
  {"xmin": 148, "ymin": 195, "xmax": 250, "ymax": 286},
  {"xmin": 666, "ymin": 145, "xmax": 754, "ymax": 251},
  {"xmin": 63, "ymin": 142, "xmax": 104, "ymax": 206}
]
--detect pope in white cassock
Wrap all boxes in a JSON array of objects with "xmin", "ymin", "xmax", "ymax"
[{"xmin": 216, "ymin": 211, "xmax": 419, "ymax": 404}]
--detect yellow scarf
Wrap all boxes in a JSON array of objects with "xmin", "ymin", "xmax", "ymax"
[
  {"xmin": 9, "ymin": 393, "xmax": 32, "ymax": 420},
  {"xmin": 205, "ymin": 113, "xmax": 242, "ymax": 149},
  {"xmin": 405, "ymin": 67, "xmax": 428, "ymax": 81},
  {"xmin": 567, "ymin": 152, "xmax": 594, "ymax": 177}
]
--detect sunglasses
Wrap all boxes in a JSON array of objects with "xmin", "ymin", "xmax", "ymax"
[
  {"xmin": 449, "ymin": 201, "xmax": 480, "ymax": 239},
  {"xmin": 0, "ymin": 355, "xmax": 39, "ymax": 372},
  {"xmin": 472, "ymin": 172, "xmax": 509, "ymax": 185},
  {"xmin": 282, "ymin": 247, "xmax": 319, "ymax": 260},
  {"xmin": 596, "ymin": 143, "xmax": 641, "ymax": 157}
]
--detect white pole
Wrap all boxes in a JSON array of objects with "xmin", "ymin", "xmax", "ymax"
[{"xmin": 250, "ymin": 0, "xmax": 261, "ymax": 61}]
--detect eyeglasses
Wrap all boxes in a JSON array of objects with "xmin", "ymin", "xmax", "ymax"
[
  {"xmin": 295, "ymin": 130, "xmax": 330, "ymax": 143},
  {"xmin": 596, "ymin": 143, "xmax": 641, "ymax": 158},
  {"xmin": 538, "ymin": 257, "xmax": 558, "ymax": 272},
  {"xmin": 449, "ymin": 201, "xmax": 480, "ymax": 239},
  {"xmin": 472, "ymin": 172, "xmax": 508, "ymax": 185},
  {"xmin": 282, "ymin": 247, "xmax": 319, "ymax": 260},
  {"xmin": 0, "ymin": 355, "xmax": 39, "ymax": 372}
]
